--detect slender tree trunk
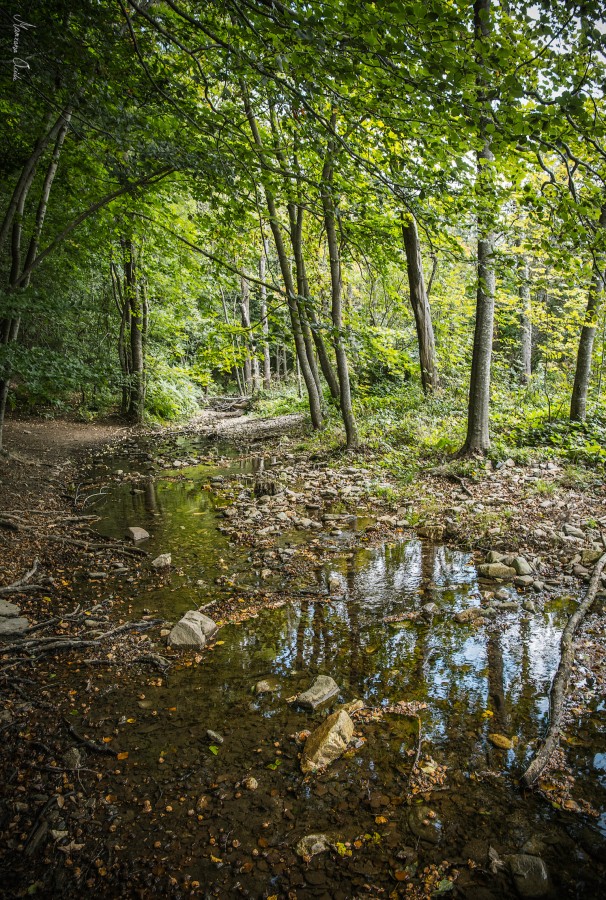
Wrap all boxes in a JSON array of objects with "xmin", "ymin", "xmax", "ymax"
[
  {"xmin": 241, "ymin": 85, "xmax": 322, "ymax": 427},
  {"xmin": 239, "ymin": 275, "xmax": 253, "ymax": 393},
  {"xmin": 401, "ymin": 214, "xmax": 439, "ymax": 392},
  {"xmin": 321, "ymin": 121, "xmax": 359, "ymax": 449},
  {"xmin": 459, "ymin": 0, "xmax": 495, "ymax": 456},
  {"xmin": 123, "ymin": 238, "xmax": 145, "ymax": 423},
  {"xmin": 0, "ymin": 106, "xmax": 72, "ymax": 450},
  {"xmin": 259, "ymin": 245, "xmax": 271, "ymax": 389},
  {"xmin": 519, "ymin": 255, "xmax": 532, "ymax": 384},
  {"xmin": 571, "ymin": 207, "xmax": 606, "ymax": 421}
]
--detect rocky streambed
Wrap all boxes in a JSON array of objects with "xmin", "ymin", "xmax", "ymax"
[{"xmin": 2, "ymin": 428, "xmax": 606, "ymax": 898}]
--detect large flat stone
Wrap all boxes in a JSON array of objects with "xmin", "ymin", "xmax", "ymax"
[
  {"xmin": 296, "ymin": 675, "xmax": 339, "ymax": 710},
  {"xmin": 477, "ymin": 563, "xmax": 517, "ymax": 580},
  {"xmin": 127, "ymin": 526, "xmax": 150, "ymax": 542},
  {"xmin": 301, "ymin": 709, "xmax": 354, "ymax": 773},
  {"xmin": 0, "ymin": 616, "xmax": 29, "ymax": 637},
  {"xmin": 0, "ymin": 599, "xmax": 21, "ymax": 618},
  {"xmin": 167, "ymin": 610, "xmax": 218, "ymax": 650}
]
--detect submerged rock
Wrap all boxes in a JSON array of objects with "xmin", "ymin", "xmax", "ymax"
[
  {"xmin": 254, "ymin": 677, "xmax": 279, "ymax": 695},
  {"xmin": 168, "ymin": 610, "xmax": 218, "ymax": 649},
  {"xmin": 506, "ymin": 854, "xmax": 550, "ymax": 897},
  {"xmin": 296, "ymin": 674, "xmax": 339, "ymax": 710},
  {"xmin": 477, "ymin": 563, "xmax": 517, "ymax": 580},
  {"xmin": 488, "ymin": 733, "xmax": 514, "ymax": 750},
  {"xmin": 296, "ymin": 833, "xmax": 331, "ymax": 859},
  {"xmin": 454, "ymin": 607, "xmax": 483, "ymax": 624},
  {"xmin": 207, "ymin": 729, "xmax": 224, "ymax": 744},
  {"xmin": 408, "ymin": 804, "xmax": 442, "ymax": 844},
  {"xmin": 301, "ymin": 709, "xmax": 354, "ymax": 773},
  {"xmin": 151, "ymin": 553, "xmax": 172, "ymax": 570},
  {"xmin": 127, "ymin": 526, "xmax": 150, "ymax": 542}
]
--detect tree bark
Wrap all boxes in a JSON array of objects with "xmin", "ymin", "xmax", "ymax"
[
  {"xmin": 0, "ymin": 108, "xmax": 72, "ymax": 451},
  {"xmin": 459, "ymin": 0, "xmax": 495, "ymax": 456},
  {"xmin": 240, "ymin": 85, "xmax": 322, "ymax": 428},
  {"xmin": 519, "ymin": 255, "xmax": 532, "ymax": 384},
  {"xmin": 401, "ymin": 214, "xmax": 439, "ymax": 392},
  {"xmin": 321, "ymin": 121, "xmax": 359, "ymax": 449},
  {"xmin": 259, "ymin": 245, "xmax": 271, "ymax": 389},
  {"xmin": 570, "ymin": 203, "xmax": 606, "ymax": 421},
  {"xmin": 122, "ymin": 238, "xmax": 145, "ymax": 423},
  {"xmin": 239, "ymin": 275, "xmax": 253, "ymax": 393}
]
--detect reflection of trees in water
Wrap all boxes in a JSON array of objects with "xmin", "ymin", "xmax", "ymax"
[
  {"xmin": 487, "ymin": 629, "xmax": 510, "ymax": 733},
  {"xmin": 144, "ymin": 478, "xmax": 159, "ymax": 514}
]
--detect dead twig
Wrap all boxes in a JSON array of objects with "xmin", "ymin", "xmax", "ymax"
[
  {"xmin": 522, "ymin": 549, "xmax": 606, "ymax": 787},
  {"xmin": 64, "ymin": 720, "xmax": 118, "ymax": 756}
]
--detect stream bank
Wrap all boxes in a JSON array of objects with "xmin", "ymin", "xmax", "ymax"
[{"xmin": 1, "ymin": 414, "xmax": 606, "ymax": 898}]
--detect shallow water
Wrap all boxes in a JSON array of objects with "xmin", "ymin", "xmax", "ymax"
[{"xmin": 76, "ymin": 444, "xmax": 606, "ymax": 897}]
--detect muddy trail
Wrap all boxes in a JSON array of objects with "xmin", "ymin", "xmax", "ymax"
[{"xmin": 1, "ymin": 421, "xmax": 606, "ymax": 899}]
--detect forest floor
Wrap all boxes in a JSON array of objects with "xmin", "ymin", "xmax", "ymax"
[{"xmin": 1, "ymin": 410, "xmax": 606, "ymax": 897}]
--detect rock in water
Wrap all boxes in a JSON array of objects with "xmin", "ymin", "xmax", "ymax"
[
  {"xmin": 0, "ymin": 616, "xmax": 29, "ymax": 637},
  {"xmin": 151, "ymin": 553, "xmax": 171, "ymax": 570},
  {"xmin": 0, "ymin": 599, "xmax": 20, "ymax": 618},
  {"xmin": 168, "ymin": 610, "xmax": 218, "ymax": 649},
  {"xmin": 507, "ymin": 854, "xmax": 550, "ymax": 897},
  {"xmin": 488, "ymin": 733, "xmax": 514, "ymax": 750},
  {"xmin": 408, "ymin": 804, "xmax": 442, "ymax": 844},
  {"xmin": 296, "ymin": 675, "xmax": 339, "ymax": 709},
  {"xmin": 254, "ymin": 677, "xmax": 279, "ymax": 695},
  {"xmin": 296, "ymin": 834, "xmax": 331, "ymax": 859},
  {"xmin": 127, "ymin": 526, "xmax": 150, "ymax": 542},
  {"xmin": 301, "ymin": 710, "xmax": 354, "ymax": 773},
  {"xmin": 477, "ymin": 563, "xmax": 517, "ymax": 580}
]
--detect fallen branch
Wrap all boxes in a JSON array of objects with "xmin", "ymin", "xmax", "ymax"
[
  {"xmin": 0, "ymin": 518, "xmax": 147, "ymax": 556},
  {"xmin": 0, "ymin": 558, "xmax": 39, "ymax": 595},
  {"xmin": 522, "ymin": 550, "xmax": 606, "ymax": 788}
]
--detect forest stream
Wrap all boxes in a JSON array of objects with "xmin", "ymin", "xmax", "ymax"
[{"xmin": 18, "ymin": 432, "xmax": 601, "ymax": 899}]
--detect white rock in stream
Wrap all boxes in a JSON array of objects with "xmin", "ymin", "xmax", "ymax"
[
  {"xmin": 301, "ymin": 709, "xmax": 354, "ymax": 773},
  {"xmin": 127, "ymin": 526, "xmax": 150, "ymax": 542},
  {"xmin": 296, "ymin": 675, "xmax": 339, "ymax": 709},
  {"xmin": 168, "ymin": 610, "xmax": 218, "ymax": 649},
  {"xmin": 151, "ymin": 553, "xmax": 172, "ymax": 570}
]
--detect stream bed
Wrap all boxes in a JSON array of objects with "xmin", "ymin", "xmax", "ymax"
[{"xmin": 67, "ymin": 439, "xmax": 606, "ymax": 898}]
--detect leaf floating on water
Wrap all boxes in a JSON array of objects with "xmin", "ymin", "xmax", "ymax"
[
  {"xmin": 267, "ymin": 758, "xmax": 282, "ymax": 770},
  {"xmin": 117, "ymin": 752, "xmax": 129, "ymax": 760},
  {"xmin": 209, "ymin": 745, "xmax": 219, "ymax": 755}
]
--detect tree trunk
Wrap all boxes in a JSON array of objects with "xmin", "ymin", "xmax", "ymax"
[
  {"xmin": 459, "ymin": 0, "xmax": 495, "ymax": 456},
  {"xmin": 519, "ymin": 255, "xmax": 532, "ymax": 384},
  {"xmin": 401, "ymin": 214, "xmax": 439, "ymax": 392},
  {"xmin": 123, "ymin": 238, "xmax": 145, "ymax": 424},
  {"xmin": 240, "ymin": 88, "xmax": 322, "ymax": 428},
  {"xmin": 259, "ymin": 246, "xmax": 271, "ymax": 389},
  {"xmin": 239, "ymin": 274, "xmax": 253, "ymax": 393},
  {"xmin": 570, "ymin": 204, "xmax": 606, "ymax": 421},
  {"xmin": 0, "ymin": 106, "xmax": 72, "ymax": 450},
  {"xmin": 321, "ymin": 120, "xmax": 359, "ymax": 449}
]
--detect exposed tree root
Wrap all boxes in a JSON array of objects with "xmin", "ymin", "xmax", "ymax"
[{"xmin": 522, "ymin": 549, "xmax": 606, "ymax": 788}]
